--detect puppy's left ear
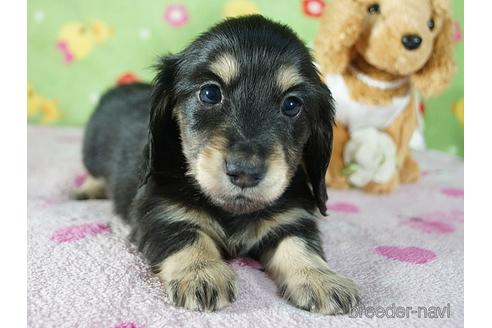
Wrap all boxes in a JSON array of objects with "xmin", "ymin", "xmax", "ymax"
[
  {"xmin": 140, "ymin": 54, "xmax": 183, "ymax": 185},
  {"xmin": 304, "ymin": 82, "xmax": 335, "ymax": 216},
  {"xmin": 411, "ymin": 0, "xmax": 456, "ymax": 97}
]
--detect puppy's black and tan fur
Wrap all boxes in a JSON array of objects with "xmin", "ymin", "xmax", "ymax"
[{"xmin": 76, "ymin": 15, "xmax": 359, "ymax": 314}]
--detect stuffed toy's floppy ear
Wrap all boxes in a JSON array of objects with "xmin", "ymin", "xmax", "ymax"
[
  {"xmin": 140, "ymin": 55, "xmax": 183, "ymax": 185},
  {"xmin": 304, "ymin": 83, "xmax": 335, "ymax": 216},
  {"xmin": 411, "ymin": 0, "xmax": 456, "ymax": 97},
  {"xmin": 314, "ymin": 0, "xmax": 366, "ymax": 74}
]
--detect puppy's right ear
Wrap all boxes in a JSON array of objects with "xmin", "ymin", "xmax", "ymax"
[
  {"xmin": 314, "ymin": 0, "xmax": 366, "ymax": 74},
  {"xmin": 140, "ymin": 55, "xmax": 183, "ymax": 185}
]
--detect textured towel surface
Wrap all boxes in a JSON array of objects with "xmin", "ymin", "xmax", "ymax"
[{"xmin": 27, "ymin": 126, "xmax": 464, "ymax": 328}]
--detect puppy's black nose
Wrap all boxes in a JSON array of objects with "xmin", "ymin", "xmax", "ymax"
[
  {"xmin": 401, "ymin": 34, "xmax": 422, "ymax": 50},
  {"xmin": 225, "ymin": 160, "xmax": 266, "ymax": 189}
]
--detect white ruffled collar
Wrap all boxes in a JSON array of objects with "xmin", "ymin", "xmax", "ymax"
[{"xmin": 348, "ymin": 65, "xmax": 409, "ymax": 90}]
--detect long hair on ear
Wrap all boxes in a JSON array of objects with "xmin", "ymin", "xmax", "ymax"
[
  {"xmin": 314, "ymin": 0, "xmax": 366, "ymax": 74},
  {"xmin": 304, "ymin": 81, "xmax": 335, "ymax": 216},
  {"xmin": 140, "ymin": 55, "xmax": 184, "ymax": 185},
  {"xmin": 411, "ymin": 0, "xmax": 456, "ymax": 97}
]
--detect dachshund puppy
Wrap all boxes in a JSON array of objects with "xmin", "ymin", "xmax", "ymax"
[{"xmin": 76, "ymin": 15, "xmax": 359, "ymax": 314}]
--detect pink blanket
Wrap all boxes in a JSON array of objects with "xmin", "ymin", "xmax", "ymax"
[{"xmin": 28, "ymin": 126, "xmax": 464, "ymax": 327}]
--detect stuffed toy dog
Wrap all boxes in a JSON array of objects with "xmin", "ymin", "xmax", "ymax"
[{"xmin": 315, "ymin": 0, "xmax": 455, "ymax": 193}]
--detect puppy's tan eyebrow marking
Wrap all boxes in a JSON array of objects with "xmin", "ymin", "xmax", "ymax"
[
  {"xmin": 276, "ymin": 65, "xmax": 304, "ymax": 92},
  {"xmin": 209, "ymin": 53, "xmax": 239, "ymax": 84}
]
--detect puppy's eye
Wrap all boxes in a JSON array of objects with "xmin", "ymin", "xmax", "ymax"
[
  {"xmin": 427, "ymin": 18, "xmax": 435, "ymax": 31},
  {"xmin": 368, "ymin": 3, "xmax": 380, "ymax": 14},
  {"xmin": 199, "ymin": 84, "xmax": 222, "ymax": 105},
  {"xmin": 281, "ymin": 96, "xmax": 303, "ymax": 117}
]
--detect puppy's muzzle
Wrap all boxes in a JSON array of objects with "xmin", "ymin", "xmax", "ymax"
[{"xmin": 224, "ymin": 144, "xmax": 267, "ymax": 189}]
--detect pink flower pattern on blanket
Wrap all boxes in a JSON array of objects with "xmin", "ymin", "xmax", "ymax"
[
  {"xmin": 51, "ymin": 223, "xmax": 111, "ymax": 243},
  {"xmin": 114, "ymin": 322, "xmax": 139, "ymax": 328},
  {"xmin": 441, "ymin": 187, "xmax": 464, "ymax": 198},
  {"xmin": 375, "ymin": 246, "xmax": 437, "ymax": 264},
  {"xmin": 401, "ymin": 210, "xmax": 463, "ymax": 234},
  {"xmin": 327, "ymin": 202, "xmax": 360, "ymax": 213},
  {"xmin": 402, "ymin": 217, "xmax": 455, "ymax": 234}
]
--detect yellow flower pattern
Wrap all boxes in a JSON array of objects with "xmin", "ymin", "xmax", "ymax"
[{"xmin": 28, "ymin": 82, "xmax": 62, "ymax": 124}]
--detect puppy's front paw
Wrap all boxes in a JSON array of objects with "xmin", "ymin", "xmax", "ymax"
[
  {"xmin": 281, "ymin": 269, "xmax": 359, "ymax": 315},
  {"xmin": 165, "ymin": 260, "xmax": 237, "ymax": 312}
]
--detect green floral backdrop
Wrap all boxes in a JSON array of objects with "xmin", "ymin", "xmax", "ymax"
[{"xmin": 27, "ymin": 0, "xmax": 464, "ymax": 156}]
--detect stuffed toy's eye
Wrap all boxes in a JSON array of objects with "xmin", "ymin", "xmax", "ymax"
[
  {"xmin": 427, "ymin": 18, "xmax": 435, "ymax": 30},
  {"xmin": 368, "ymin": 3, "xmax": 380, "ymax": 14},
  {"xmin": 281, "ymin": 96, "xmax": 303, "ymax": 117},
  {"xmin": 199, "ymin": 84, "xmax": 222, "ymax": 104}
]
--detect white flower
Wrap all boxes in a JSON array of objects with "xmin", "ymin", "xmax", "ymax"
[{"xmin": 343, "ymin": 128, "xmax": 397, "ymax": 187}]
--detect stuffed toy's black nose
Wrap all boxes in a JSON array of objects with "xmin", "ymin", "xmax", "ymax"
[
  {"xmin": 225, "ymin": 160, "xmax": 266, "ymax": 189},
  {"xmin": 401, "ymin": 34, "xmax": 422, "ymax": 50}
]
